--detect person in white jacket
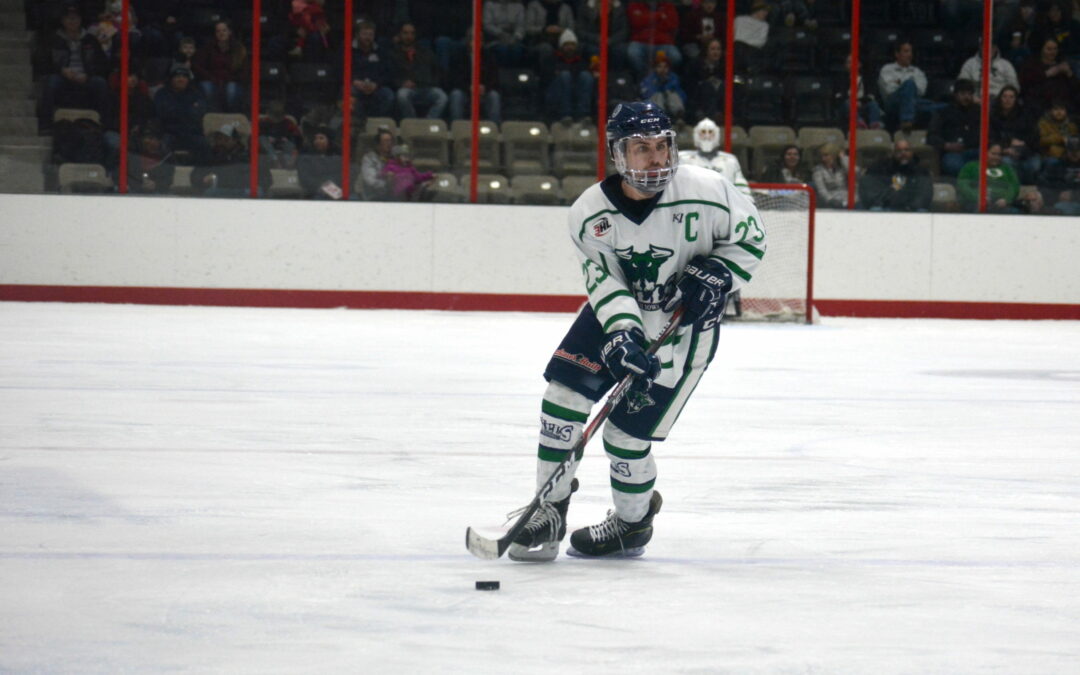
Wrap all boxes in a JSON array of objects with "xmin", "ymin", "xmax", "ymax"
[
  {"xmin": 877, "ymin": 41, "xmax": 944, "ymax": 132},
  {"xmin": 957, "ymin": 43, "xmax": 1020, "ymax": 98}
]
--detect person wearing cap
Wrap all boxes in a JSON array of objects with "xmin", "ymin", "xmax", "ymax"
[
  {"xmin": 639, "ymin": 50, "xmax": 687, "ymax": 122},
  {"xmin": 543, "ymin": 28, "xmax": 594, "ymax": 125},
  {"xmin": 627, "ymin": 0, "xmax": 682, "ymax": 79},
  {"xmin": 525, "ymin": 0, "xmax": 575, "ymax": 63},
  {"xmin": 382, "ymin": 144, "xmax": 436, "ymax": 201},
  {"xmin": 126, "ymin": 122, "xmax": 175, "ymax": 195},
  {"xmin": 259, "ymin": 101, "xmax": 303, "ymax": 170},
  {"xmin": 192, "ymin": 122, "xmax": 269, "ymax": 198},
  {"xmin": 153, "ymin": 63, "xmax": 209, "ymax": 162},
  {"xmin": 41, "ymin": 4, "xmax": 111, "ymax": 132},
  {"xmin": 928, "ymin": 78, "xmax": 982, "ymax": 176}
]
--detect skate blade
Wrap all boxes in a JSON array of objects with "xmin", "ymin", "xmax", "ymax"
[
  {"xmin": 507, "ymin": 541, "xmax": 560, "ymax": 562},
  {"xmin": 566, "ymin": 545, "xmax": 646, "ymax": 559}
]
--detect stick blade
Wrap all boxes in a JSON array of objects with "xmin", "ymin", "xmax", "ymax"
[{"xmin": 465, "ymin": 526, "xmax": 508, "ymax": 560}]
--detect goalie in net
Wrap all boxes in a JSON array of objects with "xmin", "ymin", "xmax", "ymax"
[{"xmin": 679, "ymin": 119, "xmax": 815, "ymax": 324}]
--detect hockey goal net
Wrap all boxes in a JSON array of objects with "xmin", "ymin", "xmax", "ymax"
[{"xmin": 728, "ymin": 182, "xmax": 816, "ymax": 324}]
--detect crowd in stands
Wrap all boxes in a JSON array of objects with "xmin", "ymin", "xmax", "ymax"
[{"xmin": 24, "ymin": 0, "xmax": 1080, "ymax": 213}]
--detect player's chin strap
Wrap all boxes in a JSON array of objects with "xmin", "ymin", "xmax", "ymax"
[{"xmin": 465, "ymin": 305, "xmax": 686, "ymax": 560}]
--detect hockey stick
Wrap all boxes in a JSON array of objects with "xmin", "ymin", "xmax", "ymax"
[{"xmin": 465, "ymin": 306, "xmax": 686, "ymax": 560}]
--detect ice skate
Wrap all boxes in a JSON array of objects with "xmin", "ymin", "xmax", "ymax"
[
  {"xmin": 507, "ymin": 478, "xmax": 578, "ymax": 562},
  {"xmin": 567, "ymin": 491, "xmax": 662, "ymax": 558}
]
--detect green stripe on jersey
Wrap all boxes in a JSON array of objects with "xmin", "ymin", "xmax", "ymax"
[
  {"xmin": 602, "ymin": 312, "xmax": 644, "ymax": 333},
  {"xmin": 736, "ymin": 241, "xmax": 765, "ymax": 259},
  {"xmin": 656, "ymin": 199, "xmax": 731, "ymax": 213},
  {"xmin": 603, "ymin": 439, "xmax": 651, "ymax": 460},
  {"xmin": 610, "ymin": 476, "xmax": 656, "ymax": 493},
  {"xmin": 593, "ymin": 289, "xmax": 634, "ymax": 313},
  {"xmin": 712, "ymin": 255, "xmax": 752, "ymax": 282},
  {"xmin": 541, "ymin": 399, "xmax": 589, "ymax": 423}
]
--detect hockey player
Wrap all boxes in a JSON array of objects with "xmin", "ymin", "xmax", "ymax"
[
  {"xmin": 678, "ymin": 117, "xmax": 753, "ymax": 200},
  {"xmin": 508, "ymin": 101, "xmax": 765, "ymax": 561}
]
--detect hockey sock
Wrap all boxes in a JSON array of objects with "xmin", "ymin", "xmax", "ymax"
[
  {"xmin": 536, "ymin": 381, "xmax": 593, "ymax": 501},
  {"xmin": 603, "ymin": 422, "xmax": 655, "ymax": 522}
]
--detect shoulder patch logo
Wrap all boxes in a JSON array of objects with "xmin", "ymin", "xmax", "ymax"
[{"xmin": 593, "ymin": 217, "xmax": 612, "ymax": 237}]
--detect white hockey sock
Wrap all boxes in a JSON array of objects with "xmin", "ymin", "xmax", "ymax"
[
  {"xmin": 603, "ymin": 422, "xmax": 655, "ymax": 522},
  {"xmin": 536, "ymin": 381, "xmax": 593, "ymax": 501}
]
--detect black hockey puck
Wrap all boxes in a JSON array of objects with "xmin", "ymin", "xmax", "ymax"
[{"xmin": 475, "ymin": 580, "xmax": 500, "ymax": 591}]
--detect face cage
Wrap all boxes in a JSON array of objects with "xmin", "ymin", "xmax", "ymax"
[
  {"xmin": 695, "ymin": 129, "xmax": 719, "ymax": 153},
  {"xmin": 612, "ymin": 130, "xmax": 679, "ymax": 194}
]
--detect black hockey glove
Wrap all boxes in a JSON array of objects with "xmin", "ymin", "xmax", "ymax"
[
  {"xmin": 601, "ymin": 328, "xmax": 661, "ymax": 393},
  {"xmin": 664, "ymin": 256, "xmax": 734, "ymax": 327}
]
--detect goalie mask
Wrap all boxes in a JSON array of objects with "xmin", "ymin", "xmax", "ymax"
[
  {"xmin": 606, "ymin": 101, "xmax": 679, "ymax": 194},
  {"xmin": 693, "ymin": 117, "xmax": 720, "ymax": 153}
]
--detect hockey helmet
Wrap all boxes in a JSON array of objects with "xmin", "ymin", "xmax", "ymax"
[
  {"xmin": 693, "ymin": 117, "xmax": 720, "ymax": 153},
  {"xmin": 606, "ymin": 101, "xmax": 679, "ymax": 193}
]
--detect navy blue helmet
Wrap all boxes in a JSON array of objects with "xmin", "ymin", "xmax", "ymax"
[{"xmin": 606, "ymin": 102, "xmax": 679, "ymax": 193}]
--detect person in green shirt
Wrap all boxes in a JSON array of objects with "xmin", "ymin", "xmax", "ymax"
[{"xmin": 957, "ymin": 142, "xmax": 1021, "ymax": 212}]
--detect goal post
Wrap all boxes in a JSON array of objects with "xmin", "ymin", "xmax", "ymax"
[{"xmin": 728, "ymin": 182, "xmax": 817, "ymax": 324}]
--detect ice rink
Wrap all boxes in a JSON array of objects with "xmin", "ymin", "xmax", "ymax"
[{"xmin": 2, "ymin": 301, "xmax": 1079, "ymax": 673}]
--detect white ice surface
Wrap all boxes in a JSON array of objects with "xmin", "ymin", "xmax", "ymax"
[{"xmin": 2, "ymin": 302, "xmax": 1079, "ymax": 673}]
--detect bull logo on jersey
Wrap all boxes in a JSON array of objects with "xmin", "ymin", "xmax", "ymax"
[{"xmin": 614, "ymin": 244, "xmax": 678, "ymax": 310}]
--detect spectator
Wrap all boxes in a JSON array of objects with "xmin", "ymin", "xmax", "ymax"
[
  {"xmin": 1034, "ymin": 1, "xmax": 1080, "ymax": 74},
  {"xmin": 627, "ymin": 0, "xmax": 682, "ymax": 79},
  {"xmin": 153, "ymin": 64, "xmax": 209, "ymax": 162},
  {"xmin": 991, "ymin": 85, "xmax": 1042, "ymax": 182},
  {"xmin": 775, "ymin": 0, "xmax": 818, "ymax": 29},
  {"xmin": 679, "ymin": 0, "xmax": 724, "ymax": 63},
  {"xmin": 446, "ymin": 29, "xmax": 503, "ymax": 124},
  {"xmin": 1000, "ymin": 0, "xmax": 1040, "ymax": 68},
  {"xmin": 483, "ymin": 0, "xmax": 528, "ymax": 67},
  {"xmin": 1019, "ymin": 38, "xmax": 1079, "ymax": 112},
  {"xmin": 296, "ymin": 127, "xmax": 345, "ymax": 199},
  {"xmin": 382, "ymin": 144, "xmax": 436, "ymax": 201},
  {"xmin": 685, "ymin": 37, "xmax": 724, "ymax": 122},
  {"xmin": 957, "ymin": 142, "xmax": 1023, "ymax": 212},
  {"xmin": 389, "ymin": 22, "xmax": 449, "ymax": 120},
  {"xmin": 41, "ymin": 4, "xmax": 111, "ymax": 132},
  {"xmin": 837, "ymin": 53, "xmax": 884, "ymax": 130},
  {"xmin": 171, "ymin": 36, "xmax": 197, "ymax": 80},
  {"xmin": 191, "ymin": 123, "xmax": 266, "ymax": 197},
  {"xmin": 359, "ymin": 126, "xmax": 395, "ymax": 200},
  {"xmin": 928, "ymin": 79, "xmax": 982, "ymax": 176},
  {"xmin": 192, "ymin": 21, "xmax": 248, "ymax": 113},
  {"xmin": 344, "ymin": 20, "xmax": 396, "ymax": 121},
  {"xmin": 878, "ymin": 40, "xmax": 943, "ymax": 133},
  {"xmin": 126, "ymin": 122, "xmax": 175, "ymax": 195},
  {"xmin": 525, "ymin": 0, "xmax": 576, "ymax": 64},
  {"xmin": 1037, "ymin": 99, "xmax": 1079, "ymax": 171},
  {"xmin": 575, "ymin": 0, "xmax": 630, "ymax": 72},
  {"xmin": 958, "ymin": 42, "xmax": 1021, "ymax": 98},
  {"xmin": 760, "ymin": 144, "xmax": 810, "ymax": 183},
  {"xmin": 1039, "ymin": 134, "xmax": 1080, "ymax": 214},
  {"xmin": 639, "ymin": 51, "xmax": 687, "ymax": 121},
  {"xmin": 543, "ymin": 29, "xmax": 593, "ymax": 124},
  {"xmin": 860, "ymin": 139, "xmax": 934, "ymax": 212},
  {"xmin": 408, "ymin": 0, "xmax": 473, "ymax": 74},
  {"xmin": 811, "ymin": 142, "xmax": 851, "ymax": 209},
  {"xmin": 733, "ymin": 0, "xmax": 771, "ymax": 75},
  {"xmin": 259, "ymin": 101, "xmax": 303, "ymax": 169},
  {"xmin": 288, "ymin": 0, "xmax": 332, "ymax": 62}
]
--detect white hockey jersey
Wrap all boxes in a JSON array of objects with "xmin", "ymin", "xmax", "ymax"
[
  {"xmin": 677, "ymin": 149, "xmax": 753, "ymax": 199},
  {"xmin": 568, "ymin": 164, "xmax": 765, "ymax": 377}
]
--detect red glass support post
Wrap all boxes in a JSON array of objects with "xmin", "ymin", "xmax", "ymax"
[
  {"xmin": 249, "ymin": 0, "xmax": 262, "ymax": 198},
  {"xmin": 978, "ymin": 0, "xmax": 993, "ymax": 213},
  {"xmin": 723, "ymin": 0, "xmax": 735, "ymax": 153},
  {"xmin": 596, "ymin": 0, "xmax": 610, "ymax": 180},
  {"xmin": 846, "ymin": 0, "xmax": 861, "ymax": 210},
  {"xmin": 118, "ymin": 0, "xmax": 130, "ymax": 194},
  {"xmin": 469, "ymin": 0, "xmax": 483, "ymax": 203},
  {"xmin": 342, "ymin": 0, "xmax": 354, "ymax": 199}
]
